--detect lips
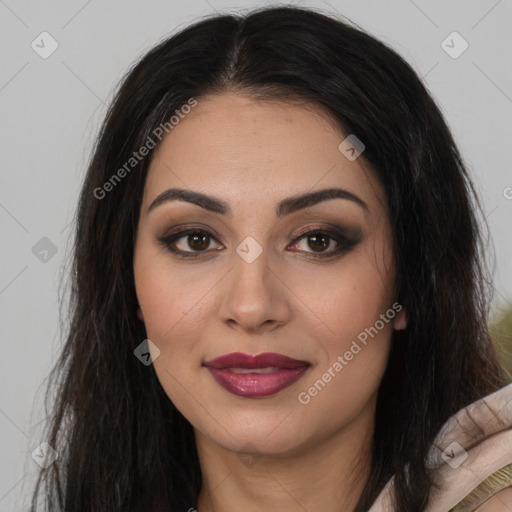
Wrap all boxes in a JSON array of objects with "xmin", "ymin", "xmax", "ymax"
[{"xmin": 204, "ymin": 352, "xmax": 311, "ymax": 398}]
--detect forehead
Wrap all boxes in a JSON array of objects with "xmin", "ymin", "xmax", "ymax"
[{"xmin": 143, "ymin": 92, "xmax": 385, "ymax": 216}]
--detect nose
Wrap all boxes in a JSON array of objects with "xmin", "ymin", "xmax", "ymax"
[{"xmin": 218, "ymin": 247, "xmax": 291, "ymax": 335}]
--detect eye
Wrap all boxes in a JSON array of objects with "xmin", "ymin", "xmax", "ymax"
[
  {"xmin": 289, "ymin": 228, "xmax": 358, "ymax": 259},
  {"xmin": 158, "ymin": 229, "xmax": 222, "ymax": 258},
  {"xmin": 158, "ymin": 226, "xmax": 360, "ymax": 260}
]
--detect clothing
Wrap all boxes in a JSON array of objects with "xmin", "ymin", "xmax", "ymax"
[{"xmin": 368, "ymin": 382, "xmax": 512, "ymax": 511}]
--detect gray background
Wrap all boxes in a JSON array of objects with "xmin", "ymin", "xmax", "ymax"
[{"xmin": 1, "ymin": 0, "xmax": 511, "ymax": 509}]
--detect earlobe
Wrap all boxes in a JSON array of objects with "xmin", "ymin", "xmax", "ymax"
[
  {"xmin": 393, "ymin": 308, "xmax": 407, "ymax": 330},
  {"xmin": 136, "ymin": 307, "xmax": 144, "ymax": 322}
]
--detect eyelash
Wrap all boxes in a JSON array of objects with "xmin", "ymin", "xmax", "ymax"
[{"xmin": 158, "ymin": 226, "xmax": 358, "ymax": 260}]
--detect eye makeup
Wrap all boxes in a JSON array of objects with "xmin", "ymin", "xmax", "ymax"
[{"xmin": 156, "ymin": 222, "xmax": 363, "ymax": 260}]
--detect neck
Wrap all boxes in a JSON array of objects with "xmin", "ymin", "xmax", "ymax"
[{"xmin": 195, "ymin": 398, "xmax": 375, "ymax": 512}]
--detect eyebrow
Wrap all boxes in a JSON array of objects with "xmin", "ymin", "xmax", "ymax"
[{"xmin": 147, "ymin": 187, "xmax": 368, "ymax": 217}]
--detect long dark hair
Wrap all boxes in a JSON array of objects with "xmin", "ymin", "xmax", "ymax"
[{"xmin": 30, "ymin": 5, "xmax": 510, "ymax": 511}]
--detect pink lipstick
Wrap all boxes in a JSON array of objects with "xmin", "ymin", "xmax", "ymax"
[{"xmin": 204, "ymin": 352, "xmax": 311, "ymax": 398}]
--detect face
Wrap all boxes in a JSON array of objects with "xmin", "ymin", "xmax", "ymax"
[{"xmin": 133, "ymin": 92, "xmax": 405, "ymax": 457}]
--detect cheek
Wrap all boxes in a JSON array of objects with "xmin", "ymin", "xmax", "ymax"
[
  {"xmin": 293, "ymin": 278, "xmax": 394, "ymax": 433},
  {"xmin": 133, "ymin": 242, "xmax": 225, "ymax": 404},
  {"xmin": 291, "ymin": 247, "xmax": 395, "ymax": 403},
  {"xmin": 134, "ymin": 239, "xmax": 212, "ymax": 342},
  {"xmin": 133, "ymin": 251, "xmax": 213, "ymax": 419},
  {"xmin": 295, "ymin": 248, "xmax": 395, "ymax": 349}
]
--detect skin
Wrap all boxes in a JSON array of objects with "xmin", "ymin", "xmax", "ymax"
[{"xmin": 133, "ymin": 92, "xmax": 407, "ymax": 512}]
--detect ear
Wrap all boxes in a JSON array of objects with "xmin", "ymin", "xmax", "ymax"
[
  {"xmin": 136, "ymin": 306, "xmax": 144, "ymax": 322},
  {"xmin": 393, "ymin": 308, "xmax": 407, "ymax": 330}
]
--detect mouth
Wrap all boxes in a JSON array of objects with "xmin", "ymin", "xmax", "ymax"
[{"xmin": 203, "ymin": 352, "xmax": 311, "ymax": 398}]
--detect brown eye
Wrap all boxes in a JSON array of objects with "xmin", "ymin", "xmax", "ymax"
[
  {"xmin": 184, "ymin": 232, "xmax": 210, "ymax": 251},
  {"xmin": 290, "ymin": 228, "xmax": 360, "ymax": 259},
  {"xmin": 293, "ymin": 231, "xmax": 338, "ymax": 254},
  {"xmin": 304, "ymin": 233, "xmax": 333, "ymax": 253},
  {"xmin": 158, "ymin": 226, "xmax": 360, "ymax": 260},
  {"xmin": 158, "ymin": 229, "xmax": 222, "ymax": 258}
]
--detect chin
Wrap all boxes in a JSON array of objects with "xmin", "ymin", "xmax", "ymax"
[
  {"xmin": 197, "ymin": 406, "xmax": 315, "ymax": 456},
  {"xmin": 221, "ymin": 428, "xmax": 306, "ymax": 457}
]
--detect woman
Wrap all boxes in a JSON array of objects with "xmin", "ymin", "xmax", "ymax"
[{"xmin": 30, "ymin": 6, "xmax": 512, "ymax": 511}]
